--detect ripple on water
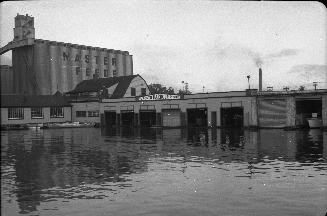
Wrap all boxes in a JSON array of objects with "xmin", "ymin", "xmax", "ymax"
[{"xmin": 1, "ymin": 128, "xmax": 327, "ymax": 216}]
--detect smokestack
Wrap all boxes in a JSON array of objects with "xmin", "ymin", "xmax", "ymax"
[{"xmin": 259, "ymin": 68, "xmax": 262, "ymax": 91}]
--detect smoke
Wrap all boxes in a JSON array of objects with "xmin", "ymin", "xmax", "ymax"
[
  {"xmin": 266, "ymin": 49, "xmax": 299, "ymax": 59},
  {"xmin": 251, "ymin": 48, "xmax": 299, "ymax": 68},
  {"xmin": 211, "ymin": 45, "xmax": 299, "ymax": 68},
  {"xmin": 254, "ymin": 56, "xmax": 263, "ymax": 67}
]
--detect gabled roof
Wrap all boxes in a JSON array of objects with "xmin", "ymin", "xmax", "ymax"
[
  {"xmin": 1, "ymin": 93, "xmax": 71, "ymax": 107},
  {"xmin": 68, "ymin": 75, "xmax": 141, "ymax": 98}
]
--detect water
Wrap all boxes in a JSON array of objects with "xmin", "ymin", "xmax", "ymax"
[{"xmin": 1, "ymin": 127, "xmax": 327, "ymax": 216}]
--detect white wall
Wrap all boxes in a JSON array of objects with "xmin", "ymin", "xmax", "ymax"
[
  {"xmin": 1, "ymin": 107, "xmax": 72, "ymax": 125},
  {"xmin": 123, "ymin": 76, "xmax": 149, "ymax": 97}
]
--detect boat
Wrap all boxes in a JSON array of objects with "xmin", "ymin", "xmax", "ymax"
[
  {"xmin": 307, "ymin": 118, "xmax": 322, "ymax": 128},
  {"xmin": 1, "ymin": 124, "xmax": 29, "ymax": 131},
  {"xmin": 41, "ymin": 122, "xmax": 95, "ymax": 129}
]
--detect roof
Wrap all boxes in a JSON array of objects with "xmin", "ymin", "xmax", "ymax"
[
  {"xmin": 68, "ymin": 75, "xmax": 140, "ymax": 98},
  {"xmin": 1, "ymin": 92, "xmax": 71, "ymax": 107}
]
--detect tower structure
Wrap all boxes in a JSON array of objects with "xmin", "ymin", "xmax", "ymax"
[{"xmin": 13, "ymin": 14, "xmax": 35, "ymax": 41}]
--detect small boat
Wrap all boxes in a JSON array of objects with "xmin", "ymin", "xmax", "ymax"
[
  {"xmin": 307, "ymin": 118, "xmax": 322, "ymax": 128},
  {"xmin": 41, "ymin": 122, "xmax": 95, "ymax": 129},
  {"xmin": 1, "ymin": 124, "xmax": 29, "ymax": 131}
]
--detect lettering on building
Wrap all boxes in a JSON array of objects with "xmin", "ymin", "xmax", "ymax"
[
  {"xmin": 136, "ymin": 94, "xmax": 182, "ymax": 101},
  {"xmin": 61, "ymin": 52, "xmax": 117, "ymax": 65}
]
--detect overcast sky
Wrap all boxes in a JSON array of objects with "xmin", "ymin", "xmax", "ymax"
[{"xmin": 0, "ymin": 0, "xmax": 326, "ymax": 92}]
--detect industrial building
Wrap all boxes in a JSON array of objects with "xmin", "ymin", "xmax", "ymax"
[
  {"xmin": 1, "ymin": 14, "xmax": 326, "ymax": 129},
  {"xmin": 0, "ymin": 14, "xmax": 133, "ymax": 95},
  {"xmin": 98, "ymin": 89, "xmax": 327, "ymax": 129},
  {"xmin": 0, "ymin": 65, "xmax": 14, "ymax": 94}
]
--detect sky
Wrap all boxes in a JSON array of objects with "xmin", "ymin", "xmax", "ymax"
[{"xmin": 0, "ymin": 0, "xmax": 326, "ymax": 93}]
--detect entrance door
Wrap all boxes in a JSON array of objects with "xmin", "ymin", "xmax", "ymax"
[{"xmin": 211, "ymin": 111, "xmax": 217, "ymax": 127}]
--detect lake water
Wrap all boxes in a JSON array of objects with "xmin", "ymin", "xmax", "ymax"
[{"xmin": 1, "ymin": 127, "xmax": 327, "ymax": 216}]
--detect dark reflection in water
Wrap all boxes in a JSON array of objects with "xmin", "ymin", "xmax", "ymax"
[{"xmin": 1, "ymin": 128, "xmax": 327, "ymax": 216}]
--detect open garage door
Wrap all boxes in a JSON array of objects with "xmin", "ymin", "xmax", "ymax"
[
  {"xmin": 121, "ymin": 111, "xmax": 134, "ymax": 127},
  {"xmin": 104, "ymin": 111, "xmax": 116, "ymax": 127},
  {"xmin": 187, "ymin": 108, "xmax": 208, "ymax": 127},
  {"xmin": 296, "ymin": 98, "xmax": 322, "ymax": 127},
  {"xmin": 162, "ymin": 109, "xmax": 181, "ymax": 127},
  {"xmin": 221, "ymin": 107, "xmax": 244, "ymax": 128},
  {"xmin": 139, "ymin": 110, "xmax": 156, "ymax": 127}
]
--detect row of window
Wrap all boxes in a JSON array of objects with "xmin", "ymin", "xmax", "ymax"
[
  {"xmin": 76, "ymin": 68, "xmax": 117, "ymax": 77},
  {"xmin": 131, "ymin": 88, "xmax": 147, "ymax": 96},
  {"xmin": 8, "ymin": 107, "xmax": 64, "ymax": 120},
  {"xmin": 76, "ymin": 111, "xmax": 99, "ymax": 118}
]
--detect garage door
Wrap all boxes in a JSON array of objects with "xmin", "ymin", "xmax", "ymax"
[
  {"xmin": 258, "ymin": 99, "xmax": 287, "ymax": 128},
  {"xmin": 162, "ymin": 109, "xmax": 181, "ymax": 127}
]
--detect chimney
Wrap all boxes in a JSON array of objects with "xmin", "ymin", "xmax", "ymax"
[{"xmin": 259, "ymin": 68, "xmax": 262, "ymax": 91}]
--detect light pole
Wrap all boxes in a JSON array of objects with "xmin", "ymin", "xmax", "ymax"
[
  {"xmin": 246, "ymin": 75, "xmax": 251, "ymax": 90},
  {"xmin": 313, "ymin": 82, "xmax": 318, "ymax": 90}
]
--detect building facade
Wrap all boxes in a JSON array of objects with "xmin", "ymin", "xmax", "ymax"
[
  {"xmin": 0, "ymin": 14, "xmax": 133, "ymax": 95},
  {"xmin": 100, "ymin": 91, "xmax": 258, "ymax": 128},
  {"xmin": 98, "ymin": 90, "xmax": 327, "ymax": 129},
  {"xmin": 1, "ymin": 93, "xmax": 72, "ymax": 126},
  {"xmin": 0, "ymin": 65, "xmax": 14, "ymax": 94}
]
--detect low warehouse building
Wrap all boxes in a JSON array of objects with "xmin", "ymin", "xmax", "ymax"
[
  {"xmin": 1, "ymin": 92, "xmax": 72, "ymax": 128},
  {"xmin": 100, "ymin": 91, "xmax": 258, "ymax": 128}
]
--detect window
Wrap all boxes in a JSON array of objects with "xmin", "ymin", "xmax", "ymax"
[
  {"xmin": 31, "ymin": 107, "xmax": 43, "ymax": 118},
  {"xmin": 95, "ymin": 56, "xmax": 99, "ymax": 64},
  {"xmin": 88, "ymin": 111, "xmax": 99, "ymax": 117},
  {"xmin": 104, "ymin": 69, "xmax": 108, "ymax": 77},
  {"xmin": 104, "ymin": 57, "xmax": 108, "ymax": 65},
  {"xmin": 76, "ymin": 67, "xmax": 80, "ymax": 75},
  {"xmin": 141, "ymin": 88, "xmax": 146, "ymax": 96},
  {"xmin": 86, "ymin": 68, "xmax": 91, "ymax": 76},
  {"xmin": 8, "ymin": 108, "xmax": 24, "ymax": 119},
  {"xmin": 112, "ymin": 58, "xmax": 116, "ymax": 66},
  {"xmin": 76, "ymin": 111, "xmax": 87, "ymax": 117},
  {"xmin": 50, "ymin": 107, "xmax": 64, "ymax": 118},
  {"xmin": 131, "ymin": 87, "xmax": 136, "ymax": 96},
  {"xmin": 95, "ymin": 69, "xmax": 99, "ymax": 76},
  {"xmin": 113, "ymin": 70, "xmax": 117, "ymax": 77}
]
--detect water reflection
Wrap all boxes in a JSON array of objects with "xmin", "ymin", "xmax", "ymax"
[{"xmin": 1, "ymin": 128, "xmax": 327, "ymax": 215}]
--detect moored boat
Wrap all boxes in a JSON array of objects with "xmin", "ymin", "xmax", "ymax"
[
  {"xmin": 41, "ymin": 122, "xmax": 95, "ymax": 129},
  {"xmin": 307, "ymin": 118, "xmax": 322, "ymax": 128}
]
